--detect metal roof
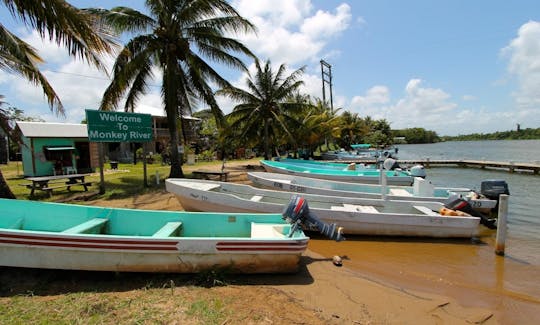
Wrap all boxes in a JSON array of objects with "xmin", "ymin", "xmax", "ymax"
[{"xmin": 16, "ymin": 122, "xmax": 88, "ymax": 138}]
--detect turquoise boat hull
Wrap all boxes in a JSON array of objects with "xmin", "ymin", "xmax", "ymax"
[
  {"xmin": 0, "ymin": 199, "xmax": 308, "ymax": 273},
  {"xmin": 260, "ymin": 160, "xmax": 414, "ymax": 185}
]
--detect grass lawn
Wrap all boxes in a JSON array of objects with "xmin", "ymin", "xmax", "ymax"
[{"xmin": 0, "ymin": 157, "xmax": 262, "ymax": 201}]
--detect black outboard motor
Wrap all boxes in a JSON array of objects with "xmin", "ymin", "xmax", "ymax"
[
  {"xmin": 480, "ymin": 179, "xmax": 509, "ymax": 201},
  {"xmin": 445, "ymin": 198, "xmax": 497, "ymax": 229},
  {"xmin": 282, "ymin": 195, "xmax": 345, "ymax": 242},
  {"xmin": 383, "ymin": 158, "xmax": 400, "ymax": 170}
]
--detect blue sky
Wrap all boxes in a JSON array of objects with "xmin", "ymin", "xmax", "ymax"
[{"xmin": 1, "ymin": 0, "xmax": 539, "ymax": 136}]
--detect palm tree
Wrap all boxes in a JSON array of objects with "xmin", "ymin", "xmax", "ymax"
[
  {"xmin": 92, "ymin": 0, "xmax": 256, "ymax": 178},
  {"xmin": 1, "ymin": 0, "xmax": 114, "ymax": 115},
  {"xmin": 297, "ymin": 98, "xmax": 342, "ymax": 156},
  {"xmin": 0, "ymin": 0, "xmax": 115, "ymax": 198},
  {"xmin": 338, "ymin": 111, "xmax": 370, "ymax": 148},
  {"xmin": 218, "ymin": 59, "xmax": 305, "ymax": 160}
]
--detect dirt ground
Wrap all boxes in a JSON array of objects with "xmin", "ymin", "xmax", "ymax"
[{"xmin": 75, "ymin": 161, "xmax": 497, "ymax": 324}]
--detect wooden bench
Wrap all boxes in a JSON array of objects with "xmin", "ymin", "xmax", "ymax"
[
  {"xmin": 250, "ymin": 223, "xmax": 288, "ymax": 238},
  {"xmin": 42, "ymin": 182, "xmax": 92, "ymax": 197},
  {"xmin": 152, "ymin": 222, "xmax": 183, "ymax": 237},
  {"xmin": 250, "ymin": 195, "xmax": 263, "ymax": 202},
  {"xmin": 62, "ymin": 218, "xmax": 109, "ymax": 234},
  {"xmin": 389, "ymin": 188, "xmax": 413, "ymax": 196},
  {"xmin": 414, "ymin": 205, "xmax": 439, "ymax": 216},
  {"xmin": 192, "ymin": 170, "xmax": 229, "ymax": 182},
  {"xmin": 331, "ymin": 204, "xmax": 379, "ymax": 213}
]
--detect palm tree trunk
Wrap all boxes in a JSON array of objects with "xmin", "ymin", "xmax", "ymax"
[
  {"xmin": 164, "ymin": 57, "xmax": 184, "ymax": 178},
  {"xmin": 0, "ymin": 170, "xmax": 15, "ymax": 199},
  {"xmin": 264, "ymin": 118, "xmax": 270, "ymax": 160}
]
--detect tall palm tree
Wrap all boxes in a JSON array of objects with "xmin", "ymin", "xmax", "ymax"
[
  {"xmin": 92, "ymin": 0, "xmax": 255, "ymax": 178},
  {"xmin": 218, "ymin": 59, "xmax": 305, "ymax": 160},
  {"xmin": 0, "ymin": 0, "xmax": 115, "ymax": 198}
]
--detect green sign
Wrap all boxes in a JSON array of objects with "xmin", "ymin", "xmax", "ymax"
[{"xmin": 85, "ymin": 110, "xmax": 153, "ymax": 142}]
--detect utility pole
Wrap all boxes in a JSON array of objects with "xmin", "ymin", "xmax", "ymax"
[{"xmin": 320, "ymin": 59, "xmax": 334, "ymax": 112}]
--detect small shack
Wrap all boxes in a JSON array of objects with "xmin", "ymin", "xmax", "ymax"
[{"xmin": 15, "ymin": 122, "xmax": 97, "ymax": 177}]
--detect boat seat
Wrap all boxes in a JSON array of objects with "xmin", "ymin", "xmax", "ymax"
[
  {"xmin": 152, "ymin": 222, "xmax": 183, "ymax": 237},
  {"xmin": 389, "ymin": 188, "xmax": 413, "ymax": 196},
  {"xmin": 250, "ymin": 195, "xmax": 263, "ymax": 202},
  {"xmin": 413, "ymin": 205, "xmax": 439, "ymax": 216},
  {"xmin": 341, "ymin": 204, "xmax": 379, "ymax": 213},
  {"xmin": 62, "ymin": 218, "xmax": 108, "ymax": 234},
  {"xmin": 251, "ymin": 223, "xmax": 287, "ymax": 238}
]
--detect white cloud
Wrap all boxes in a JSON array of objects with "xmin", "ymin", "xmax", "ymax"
[
  {"xmin": 351, "ymin": 85, "xmax": 390, "ymax": 107},
  {"xmin": 502, "ymin": 21, "xmax": 540, "ymax": 112},
  {"xmin": 232, "ymin": 0, "xmax": 312, "ymax": 27},
  {"xmin": 233, "ymin": 0, "xmax": 351, "ymax": 65},
  {"xmin": 300, "ymin": 4, "xmax": 351, "ymax": 39}
]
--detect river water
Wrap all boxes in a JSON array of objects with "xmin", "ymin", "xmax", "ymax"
[{"xmin": 308, "ymin": 140, "xmax": 540, "ymax": 324}]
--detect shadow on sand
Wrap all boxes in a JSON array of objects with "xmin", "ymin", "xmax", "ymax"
[{"xmin": 0, "ymin": 254, "xmax": 337, "ymax": 297}]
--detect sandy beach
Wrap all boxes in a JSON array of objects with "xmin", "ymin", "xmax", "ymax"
[{"xmin": 74, "ymin": 162, "xmax": 508, "ymax": 324}]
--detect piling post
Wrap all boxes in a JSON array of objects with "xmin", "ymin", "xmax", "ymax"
[
  {"xmin": 381, "ymin": 170, "xmax": 387, "ymax": 200},
  {"xmin": 155, "ymin": 170, "xmax": 160, "ymax": 185},
  {"xmin": 495, "ymin": 194, "xmax": 509, "ymax": 256}
]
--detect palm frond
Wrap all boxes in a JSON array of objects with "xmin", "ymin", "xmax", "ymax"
[{"xmin": 5, "ymin": 0, "xmax": 116, "ymax": 71}]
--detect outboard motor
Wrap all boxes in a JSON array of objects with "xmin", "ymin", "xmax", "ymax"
[
  {"xmin": 282, "ymin": 195, "xmax": 345, "ymax": 242},
  {"xmin": 480, "ymin": 179, "xmax": 509, "ymax": 201},
  {"xmin": 445, "ymin": 198, "xmax": 497, "ymax": 229},
  {"xmin": 383, "ymin": 158, "xmax": 400, "ymax": 170},
  {"xmin": 410, "ymin": 165, "xmax": 427, "ymax": 178}
]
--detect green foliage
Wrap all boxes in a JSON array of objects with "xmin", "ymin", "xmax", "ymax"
[
  {"xmin": 218, "ymin": 59, "xmax": 306, "ymax": 160},
  {"xmin": 93, "ymin": 0, "xmax": 255, "ymax": 178},
  {"xmin": 393, "ymin": 128, "xmax": 441, "ymax": 144},
  {"xmin": 441, "ymin": 127, "xmax": 540, "ymax": 141}
]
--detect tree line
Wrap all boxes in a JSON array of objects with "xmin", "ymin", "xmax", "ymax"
[{"xmin": 441, "ymin": 128, "xmax": 540, "ymax": 141}]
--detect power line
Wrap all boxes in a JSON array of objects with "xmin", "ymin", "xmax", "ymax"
[{"xmin": 46, "ymin": 70, "xmax": 161, "ymax": 88}]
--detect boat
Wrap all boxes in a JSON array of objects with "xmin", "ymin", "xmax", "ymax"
[
  {"xmin": 247, "ymin": 171, "xmax": 497, "ymax": 212},
  {"xmin": 166, "ymin": 178, "xmax": 484, "ymax": 238},
  {"xmin": 278, "ymin": 158, "xmax": 376, "ymax": 170},
  {"xmin": 260, "ymin": 159, "xmax": 418, "ymax": 186},
  {"xmin": 0, "ymin": 198, "xmax": 310, "ymax": 273},
  {"xmin": 321, "ymin": 144, "xmax": 398, "ymax": 161}
]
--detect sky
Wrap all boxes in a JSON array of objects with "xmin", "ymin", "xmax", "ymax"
[{"xmin": 1, "ymin": 0, "xmax": 539, "ymax": 136}]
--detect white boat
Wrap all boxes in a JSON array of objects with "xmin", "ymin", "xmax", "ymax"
[
  {"xmin": 0, "ymin": 199, "xmax": 309, "ymax": 273},
  {"xmin": 247, "ymin": 172, "xmax": 497, "ymax": 212},
  {"xmin": 166, "ymin": 178, "xmax": 483, "ymax": 238}
]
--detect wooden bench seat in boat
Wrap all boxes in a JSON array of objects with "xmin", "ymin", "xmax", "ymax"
[
  {"xmin": 62, "ymin": 218, "xmax": 108, "ymax": 234},
  {"xmin": 389, "ymin": 188, "xmax": 412, "ymax": 196},
  {"xmin": 331, "ymin": 204, "xmax": 379, "ymax": 213},
  {"xmin": 250, "ymin": 195, "xmax": 263, "ymax": 202},
  {"xmin": 413, "ymin": 205, "xmax": 439, "ymax": 216},
  {"xmin": 152, "ymin": 222, "xmax": 183, "ymax": 237},
  {"xmin": 250, "ymin": 223, "xmax": 288, "ymax": 238}
]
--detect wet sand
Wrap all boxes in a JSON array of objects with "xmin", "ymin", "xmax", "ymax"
[{"xmin": 308, "ymin": 235, "xmax": 540, "ymax": 324}]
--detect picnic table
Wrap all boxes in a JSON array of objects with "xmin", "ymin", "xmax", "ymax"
[
  {"xmin": 192, "ymin": 170, "xmax": 229, "ymax": 182},
  {"xmin": 23, "ymin": 174, "xmax": 92, "ymax": 197}
]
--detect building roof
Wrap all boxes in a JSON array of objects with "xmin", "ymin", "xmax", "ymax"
[{"xmin": 16, "ymin": 122, "xmax": 88, "ymax": 138}]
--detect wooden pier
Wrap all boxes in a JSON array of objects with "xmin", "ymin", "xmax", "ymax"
[{"xmin": 339, "ymin": 159, "xmax": 540, "ymax": 174}]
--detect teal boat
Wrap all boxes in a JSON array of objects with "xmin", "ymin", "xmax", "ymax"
[
  {"xmin": 0, "ymin": 199, "xmax": 309, "ymax": 273},
  {"xmin": 279, "ymin": 158, "xmax": 376, "ymax": 170},
  {"xmin": 260, "ymin": 160, "xmax": 416, "ymax": 185}
]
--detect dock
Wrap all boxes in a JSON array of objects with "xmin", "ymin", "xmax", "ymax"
[{"xmin": 337, "ymin": 159, "xmax": 540, "ymax": 174}]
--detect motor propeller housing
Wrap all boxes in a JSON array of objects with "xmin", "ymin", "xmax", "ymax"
[{"xmin": 282, "ymin": 194, "xmax": 345, "ymax": 242}]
